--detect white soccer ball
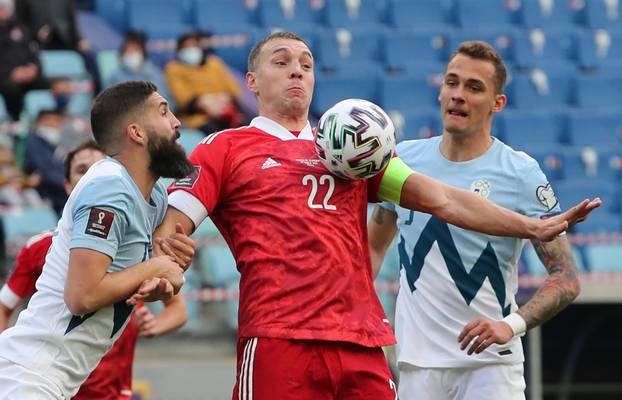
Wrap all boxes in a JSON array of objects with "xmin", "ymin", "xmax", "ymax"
[{"xmin": 315, "ymin": 98, "xmax": 396, "ymax": 180}]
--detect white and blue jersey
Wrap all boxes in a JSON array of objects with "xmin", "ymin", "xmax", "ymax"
[
  {"xmin": 382, "ymin": 136, "xmax": 560, "ymax": 368},
  {"xmin": 0, "ymin": 158, "xmax": 167, "ymax": 398}
]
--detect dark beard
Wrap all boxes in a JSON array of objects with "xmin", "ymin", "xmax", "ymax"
[{"xmin": 148, "ymin": 133, "xmax": 193, "ymax": 179}]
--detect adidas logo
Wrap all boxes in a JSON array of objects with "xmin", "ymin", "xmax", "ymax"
[{"xmin": 261, "ymin": 157, "xmax": 281, "ymax": 170}]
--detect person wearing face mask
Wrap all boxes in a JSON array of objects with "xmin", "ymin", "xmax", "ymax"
[
  {"xmin": 165, "ymin": 31, "xmax": 246, "ymax": 135},
  {"xmin": 23, "ymin": 109, "xmax": 67, "ymax": 215},
  {"xmin": 108, "ymin": 32, "xmax": 172, "ymax": 107},
  {"xmin": 0, "ymin": 0, "xmax": 49, "ymax": 121}
]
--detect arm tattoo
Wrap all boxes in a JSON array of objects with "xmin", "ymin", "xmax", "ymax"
[{"xmin": 519, "ymin": 236, "xmax": 580, "ymax": 329}]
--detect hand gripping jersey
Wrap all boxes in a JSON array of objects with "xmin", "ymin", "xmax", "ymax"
[
  {"xmin": 381, "ymin": 136, "xmax": 561, "ymax": 368},
  {"xmin": 0, "ymin": 231, "xmax": 139, "ymax": 400},
  {"xmin": 0, "ymin": 158, "xmax": 166, "ymax": 398},
  {"xmin": 169, "ymin": 116, "xmax": 395, "ymax": 347}
]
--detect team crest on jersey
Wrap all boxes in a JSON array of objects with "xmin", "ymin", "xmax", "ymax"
[
  {"xmin": 470, "ymin": 179, "xmax": 491, "ymax": 199},
  {"xmin": 172, "ymin": 166, "xmax": 200, "ymax": 189},
  {"xmin": 536, "ymin": 183, "xmax": 558, "ymax": 211},
  {"xmin": 85, "ymin": 207, "xmax": 115, "ymax": 239}
]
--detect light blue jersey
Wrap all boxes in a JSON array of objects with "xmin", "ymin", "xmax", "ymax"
[
  {"xmin": 382, "ymin": 136, "xmax": 560, "ymax": 368},
  {"xmin": 0, "ymin": 158, "xmax": 167, "ymax": 398}
]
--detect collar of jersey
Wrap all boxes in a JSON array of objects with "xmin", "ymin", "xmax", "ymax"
[{"xmin": 250, "ymin": 116, "xmax": 313, "ymax": 141}]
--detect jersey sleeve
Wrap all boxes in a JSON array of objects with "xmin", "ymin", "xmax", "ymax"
[
  {"xmin": 518, "ymin": 162, "xmax": 562, "ymax": 218},
  {"xmin": 168, "ymin": 133, "xmax": 231, "ymax": 222},
  {"xmin": 69, "ymin": 176, "xmax": 132, "ymax": 260}
]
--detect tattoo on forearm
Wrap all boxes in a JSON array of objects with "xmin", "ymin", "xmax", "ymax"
[
  {"xmin": 372, "ymin": 205, "xmax": 386, "ymax": 225},
  {"xmin": 519, "ymin": 237, "xmax": 580, "ymax": 329}
]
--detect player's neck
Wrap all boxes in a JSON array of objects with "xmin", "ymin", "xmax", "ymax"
[
  {"xmin": 260, "ymin": 108, "xmax": 308, "ymax": 131},
  {"xmin": 440, "ymin": 131, "xmax": 493, "ymax": 162},
  {"xmin": 112, "ymin": 153, "xmax": 157, "ymax": 201}
]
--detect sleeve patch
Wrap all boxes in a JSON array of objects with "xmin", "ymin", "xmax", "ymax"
[
  {"xmin": 536, "ymin": 183, "xmax": 559, "ymax": 211},
  {"xmin": 172, "ymin": 166, "xmax": 201, "ymax": 189},
  {"xmin": 85, "ymin": 207, "xmax": 115, "ymax": 239}
]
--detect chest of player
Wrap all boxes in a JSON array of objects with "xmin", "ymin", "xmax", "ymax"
[
  {"xmin": 107, "ymin": 214, "xmax": 154, "ymax": 273},
  {"xmin": 223, "ymin": 138, "xmax": 368, "ymax": 213}
]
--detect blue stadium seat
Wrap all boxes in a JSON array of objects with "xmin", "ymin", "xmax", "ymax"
[
  {"xmin": 382, "ymin": 30, "xmax": 447, "ymax": 72},
  {"xmin": 561, "ymin": 146, "xmax": 622, "ymax": 182},
  {"xmin": 207, "ymin": 27, "xmax": 261, "ymax": 73},
  {"xmin": 455, "ymin": 0, "xmax": 519, "ymax": 31},
  {"xmin": 500, "ymin": 110, "xmax": 563, "ymax": 147},
  {"xmin": 322, "ymin": 0, "xmax": 384, "ymax": 30},
  {"xmin": 506, "ymin": 72, "xmax": 572, "ymax": 110},
  {"xmin": 257, "ymin": 0, "xmax": 321, "ymax": 31},
  {"xmin": 94, "ymin": 0, "xmax": 127, "ymax": 32},
  {"xmin": 554, "ymin": 179, "xmax": 616, "ymax": 213},
  {"xmin": 572, "ymin": 211, "xmax": 621, "ymax": 235},
  {"xmin": 41, "ymin": 50, "xmax": 87, "ymax": 79},
  {"xmin": 178, "ymin": 129, "xmax": 204, "ymax": 154},
  {"xmin": 311, "ymin": 74, "xmax": 378, "ymax": 118},
  {"xmin": 579, "ymin": 0, "xmax": 622, "ymax": 30},
  {"xmin": 2, "ymin": 206, "xmax": 58, "ymax": 239},
  {"xmin": 566, "ymin": 111, "xmax": 622, "ymax": 147},
  {"xmin": 446, "ymin": 29, "xmax": 515, "ymax": 63},
  {"xmin": 379, "ymin": 75, "xmax": 440, "ymax": 115},
  {"xmin": 126, "ymin": 0, "xmax": 193, "ymax": 39},
  {"xmin": 23, "ymin": 90, "xmax": 56, "ymax": 118},
  {"xmin": 576, "ymin": 30, "xmax": 622, "ymax": 70},
  {"xmin": 386, "ymin": 0, "xmax": 453, "ymax": 31},
  {"xmin": 393, "ymin": 110, "xmax": 441, "ymax": 142},
  {"xmin": 519, "ymin": 145, "xmax": 564, "ymax": 181},
  {"xmin": 316, "ymin": 30, "xmax": 381, "ymax": 72},
  {"xmin": 512, "ymin": 30, "xmax": 577, "ymax": 68},
  {"xmin": 193, "ymin": 0, "xmax": 256, "ymax": 32},
  {"xmin": 96, "ymin": 50, "xmax": 120, "ymax": 87},
  {"xmin": 572, "ymin": 75, "xmax": 622, "ymax": 109},
  {"xmin": 517, "ymin": 0, "xmax": 580, "ymax": 30}
]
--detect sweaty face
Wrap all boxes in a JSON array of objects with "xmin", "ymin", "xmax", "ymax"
[
  {"xmin": 439, "ymin": 54, "xmax": 504, "ymax": 137},
  {"xmin": 248, "ymin": 38, "xmax": 314, "ymax": 119},
  {"xmin": 68, "ymin": 149, "xmax": 106, "ymax": 189}
]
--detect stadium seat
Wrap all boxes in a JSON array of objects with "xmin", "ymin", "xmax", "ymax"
[
  {"xmin": 23, "ymin": 90, "xmax": 56, "ymax": 118},
  {"xmin": 576, "ymin": 30, "xmax": 622, "ymax": 70},
  {"xmin": 572, "ymin": 211, "xmax": 621, "ymax": 235},
  {"xmin": 379, "ymin": 75, "xmax": 440, "ymax": 115},
  {"xmin": 256, "ymin": 0, "xmax": 321, "ymax": 31},
  {"xmin": 41, "ymin": 50, "xmax": 87, "ymax": 79},
  {"xmin": 455, "ymin": 0, "xmax": 519, "ymax": 31},
  {"xmin": 96, "ymin": 50, "xmax": 120, "ymax": 87},
  {"xmin": 506, "ymin": 72, "xmax": 572, "ymax": 110},
  {"xmin": 500, "ymin": 110, "xmax": 563, "ymax": 147},
  {"xmin": 316, "ymin": 30, "xmax": 381, "ymax": 72},
  {"xmin": 207, "ymin": 27, "xmax": 261, "ymax": 73},
  {"xmin": 516, "ymin": 0, "xmax": 580, "ymax": 31},
  {"xmin": 566, "ymin": 111, "xmax": 622, "ymax": 147},
  {"xmin": 446, "ymin": 29, "xmax": 515, "ymax": 63},
  {"xmin": 391, "ymin": 110, "xmax": 441, "ymax": 142},
  {"xmin": 578, "ymin": 0, "xmax": 622, "ymax": 30},
  {"xmin": 94, "ymin": 0, "xmax": 127, "ymax": 32},
  {"xmin": 1, "ymin": 206, "xmax": 58, "ymax": 239},
  {"xmin": 126, "ymin": 0, "xmax": 193, "ymax": 39},
  {"xmin": 512, "ymin": 30, "xmax": 577, "ymax": 68},
  {"xmin": 561, "ymin": 146, "xmax": 622, "ymax": 182},
  {"xmin": 386, "ymin": 0, "xmax": 453, "ymax": 31},
  {"xmin": 554, "ymin": 179, "xmax": 616, "ymax": 213},
  {"xmin": 321, "ymin": 0, "xmax": 384, "ymax": 31},
  {"xmin": 311, "ymin": 74, "xmax": 378, "ymax": 118},
  {"xmin": 572, "ymin": 75, "xmax": 622, "ymax": 109},
  {"xmin": 193, "ymin": 0, "xmax": 256, "ymax": 32},
  {"xmin": 518, "ymin": 145, "xmax": 564, "ymax": 181},
  {"xmin": 382, "ymin": 31, "xmax": 447, "ymax": 72},
  {"xmin": 178, "ymin": 129, "xmax": 204, "ymax": 154}
]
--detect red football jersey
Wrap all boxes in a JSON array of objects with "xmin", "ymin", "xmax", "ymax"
[
  {"xmin": 169, "ymin": 117, "xmax": 395, "ymax": 347},
  {"xmin": 0, "ymin": 232, "xmax": 138, "ymax": 400}
]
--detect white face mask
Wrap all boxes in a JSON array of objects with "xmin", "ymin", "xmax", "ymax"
[
  {"xmin": 122, "ymin": 52, "xmax": 144, "ymax": 72},
  {"xmin": 37, "ymin": 126, "xmax": 61, "ymax": 146},
  {"xmin": 178, "ymin": 47, "xmax": 203, "ymax": 66}
]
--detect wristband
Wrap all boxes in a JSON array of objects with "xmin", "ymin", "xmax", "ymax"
[
  {"xmin": 502, "ymin": 312, "xmax": 527, "ymax": 337},
  {"xmin": 378, "ymin": 157, "xmax": 414, "ymax": 204}
]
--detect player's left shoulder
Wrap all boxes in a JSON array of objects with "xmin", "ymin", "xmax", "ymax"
[{"xmin": 496, "ymin": 138, "xmax": 540, "ymax": 171}]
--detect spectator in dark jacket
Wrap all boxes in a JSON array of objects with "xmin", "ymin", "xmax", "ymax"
[{"xmin": 0, "ymin": 0, "xmax": 48, "ymax": 121}]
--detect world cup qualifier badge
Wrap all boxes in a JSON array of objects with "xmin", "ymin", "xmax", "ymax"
[
  {"xmin": 85, "ymin": 207, "xmax": 115, "ymax": 239},
  {"xmin": 173, "ymin": 166, "xmax": 200, "ymax": 189}
]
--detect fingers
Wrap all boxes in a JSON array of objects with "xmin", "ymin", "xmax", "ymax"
[{"xmin": 459, "ymin": 321, "xmax": 485, "ymax": 351}]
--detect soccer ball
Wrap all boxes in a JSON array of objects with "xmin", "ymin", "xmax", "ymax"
[{"xmin": 315, "ymin": 98, "xmax": 396, "ymax": 180}]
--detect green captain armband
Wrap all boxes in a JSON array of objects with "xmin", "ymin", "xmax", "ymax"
[{"xmin": 378, "ymin": 157, "xmax": 414, "ymax": 204}]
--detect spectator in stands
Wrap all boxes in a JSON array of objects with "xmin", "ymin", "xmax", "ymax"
[
  {"xmin": 23, "ymin": 109, "xmax": 67, "ymax": 215},
  {"xmin": 108, "ymin": 32, "xmax": 172, "ymax": 107},
  {"xmin": 0, "ymin": 0, "xmax": 49, "ymax": 121},
  {"xmin": 16, "ymin": 0, "xmax": 102, "ymax": 93},
  {"xmin": 165, "ymin": 32, "xmax": 246, "ymax": 135},
  {"xmin": 50, "ymin": 77, "xmax": 93, "ymax": 155},
  {"xmin": 0, "ymin": 144, "xmax": 42, "ymax": 209}
]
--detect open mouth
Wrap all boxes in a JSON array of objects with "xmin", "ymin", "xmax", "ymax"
[{"xmin": 448, "ymin": 109, "xmax": 468, "ymax": 117}]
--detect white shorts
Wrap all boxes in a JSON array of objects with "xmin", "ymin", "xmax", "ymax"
[
  {"xmin": 0, "ymin": 357, "xmax": 66, "ymax": 400},
  {"xmin": 398, "ymin": 363, "xmax": 526, "ymax": 400}
]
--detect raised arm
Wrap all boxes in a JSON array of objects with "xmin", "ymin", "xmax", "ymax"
[
  {"xmin": 367, "ymin": 205, "xmax": 398, "ymax": 278},
  {"xmin": 134, "ymin": 294, "xmax": 189, "ymax": 338}
]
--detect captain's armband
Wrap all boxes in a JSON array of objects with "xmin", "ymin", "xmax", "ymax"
[{"xmin": 377, "ymin": 157, "xmax": 415, "ymax": 204}]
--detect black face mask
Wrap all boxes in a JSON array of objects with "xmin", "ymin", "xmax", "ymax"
[{"xmin": 147, "ymin": 131, "xmax": 193, "ymax": 179}]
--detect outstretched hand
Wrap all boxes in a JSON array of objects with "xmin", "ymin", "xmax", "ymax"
[
  {"xmin": 154, "ymin": 223, "xmax": 195, "ymax": 271},
  {"xmin": 533, "ymin": 198, "xmax": 602, "ymax": 242}
]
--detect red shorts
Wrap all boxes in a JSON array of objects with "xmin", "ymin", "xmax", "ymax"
[{"xmin": 232, "ymin": 337, "xmax": 398, "ymax": 400}]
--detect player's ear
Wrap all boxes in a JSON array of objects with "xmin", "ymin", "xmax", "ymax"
[
  {"xmin": 246, "ymin": 71, "xmax": 258, "ymax": 94},
  {"xmin": 492, "ymin": 94, "xmax": 506, "ymax": 113},
  {"xmin": 126, "ymin": 122, "xmax": 146, "ymax": 145}
]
